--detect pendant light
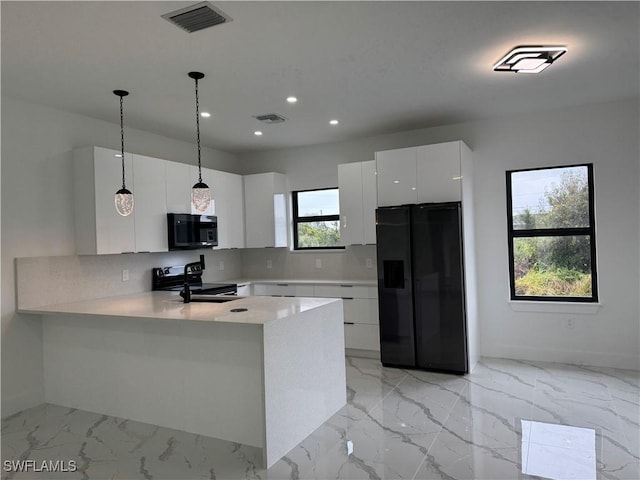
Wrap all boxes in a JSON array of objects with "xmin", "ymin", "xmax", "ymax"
[
  {"xmin": 189, "ymin": 71, "xmax": 211, "ymax": 213},
  {"xmin": 113, "ymin": 90, "xmax": 134, "ymax": 217}
]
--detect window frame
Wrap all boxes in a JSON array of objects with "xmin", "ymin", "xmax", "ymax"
[
  {"xmin": 506, "ymin": 163, "xmax": 598, "ymax": 303},
  {"xmin": 292, "ymin": 187, "xmax": 344, "ymax": 251}
]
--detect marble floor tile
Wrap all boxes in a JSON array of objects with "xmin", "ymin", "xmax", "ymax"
[{"xmin": 2, "ymin": 356, "xmax": 638, "ymax": 480}]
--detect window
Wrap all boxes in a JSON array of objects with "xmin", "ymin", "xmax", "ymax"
[
  {"xmin": 292, "ymin": 188, "xmax": 343, "ymax": 250},
  {"xmin": 506, "ymin": 164, "xmax": 597, "ymax": 302}
]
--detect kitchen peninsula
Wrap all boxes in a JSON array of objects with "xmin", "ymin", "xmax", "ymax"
[{"xmin": 18, "ymin": 292, "xmax": 346, "ymax": 468}]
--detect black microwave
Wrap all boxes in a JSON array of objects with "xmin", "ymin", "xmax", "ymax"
[{"xmin": 167, "ymin": 213, "xmax": 218, "ymax": 250}]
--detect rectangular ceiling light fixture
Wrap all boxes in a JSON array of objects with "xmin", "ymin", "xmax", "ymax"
[
  {"xmin": 493, "ymin": 46, "xmax": 567, "ymax": 74},
  {"xmin": 162, "ymin": 2, "xmax": 232, "ymax": 33}
]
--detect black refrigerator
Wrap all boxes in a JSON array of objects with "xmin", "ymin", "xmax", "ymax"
[{"xmin": 376, "ymin": 202, "xmax": 468, "ymax": 374}]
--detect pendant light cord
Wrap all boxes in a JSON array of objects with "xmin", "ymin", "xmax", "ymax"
[
  {"xmin": 119, "ymin": 94, "xmax": 126, "ymax": 189},
  {"xmin": 195, "ymin": 77, "xmax": 203, "ymax": 183}
]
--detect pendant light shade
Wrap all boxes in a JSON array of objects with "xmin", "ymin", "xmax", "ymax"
[
  {"xmin": 189, "ymin": 71, "xmax": 211, "ymax": 213},
  {"xmin": 113, "ymin": 90, "xmax": 134, "ymax": 217}
]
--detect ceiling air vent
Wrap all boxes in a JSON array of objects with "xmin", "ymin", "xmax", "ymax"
[
  {"xmin": 162, "ymin": 2, "xmax": 232, "ymax": 34},
  {"xmin": 253, "ymin": 113, "xmax": 287, "ymax": 124}
]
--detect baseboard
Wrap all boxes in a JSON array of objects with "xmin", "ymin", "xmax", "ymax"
[
  {"xmin": 2, "ymin": 389, "xmax": 44, "ymax": 419},
  {"xmin": 482, "ymin": 345, "xmax": 640, "ymax": 371},
  {"xmin": 346, "ymin": 348, "xmax": 380, "ymax": 360}
]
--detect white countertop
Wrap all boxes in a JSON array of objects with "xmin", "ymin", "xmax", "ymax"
[
  {"xmin": 18, "ymin": 291, "xmax": 341, "ymax": 326},
  {"xmin": 227, "ymin": 278, "xmax": 377, "ymax": 286}
]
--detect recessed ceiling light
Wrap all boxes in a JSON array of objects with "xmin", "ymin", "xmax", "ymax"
[
  {"xmin": 254, "ymin": 131, "xmax": 263, "ymax": 136},
  {"xmin": 393, "ymin": 180, "xmax": 400, "ymax": 184},
  {"xmin": 493, "ymin": 46, "xmax": 567, "ymax": 74},
  {"xmin": 329, "ymin": 119, "xmax": 339, "ymax": 125},
  {"xmin": 201, "ymin": 112, "xmax": 211, "ymax": 118},
  {"xmin": 115, "ymin": 154, "xmax": 122, "ymax": 158},
  {"xmin": 286, "ymin": 96, "xmax": 298, "ymax": 104}
]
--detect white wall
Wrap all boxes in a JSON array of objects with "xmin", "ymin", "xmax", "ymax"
[
  {"xmin": 1, "ymin": 95, "xmax": 242, "ymax": 417},
  {"xmin": 242, "ymin": 99, "xmax": 640, "ymax": 370}
]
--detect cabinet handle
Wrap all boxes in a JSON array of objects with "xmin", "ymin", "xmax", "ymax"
[
  {"xmin": 138, "ymin": 251, "xmax": 151, "ymax": 253},
  {"xmin": 277, "ymin": 283, "xmax": 289, "ymax": 286},
  {"xmin": 341, "ymin": 297, "xmax": 354, "ymax": 300},
  {"xmin": 344, "ymin": 322, "xmax": 355, "ymax": 325},
  {"xmin": 339, "ymin": 285, "xmax": 353, "ymax": 288},
  {"xmin": 121, "ymin": 251, "xmax": 135, "ymax": 254}
]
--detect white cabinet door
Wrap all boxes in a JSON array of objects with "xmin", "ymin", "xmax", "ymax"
[
  {"xmin": 133, "ymin": 154, "xmax": 168, "ymax": 252},
  {"xmin": 361, "ymin": 160, "xmax": 378, "ymax": 244},
  {"xmin": 74, "ymin": 146, "xmax": 136, "ymax": 255},
  {"xmin": 343, "ymin": 298, "xmax": 379, "ymax": 325},
  {"xmin": 223, "ymin": 172, "xmax": 245, "ymax": 249},
  {"xmin": 416, "ymin": 141, "xmax": 461, "ymax": 203},
  {"xmin": 94, "ymin": 147, "xmax": 136, "ymax": 254},
  {"xmin": 344, "ymin": 324, "xmax": 380, "ymax": 351},
  {"xmin": 252, "ymin": 283, "xmax": 314, "ymax": 297},
  {"xmin": 338, "ymin": 162, "xmax": 364, "ymax": 246},
  {"xmin": 244, "ymin": 172, "xmax": 287, "ymax": 248},
  {"xmin": 375, "ymin": 147, "xmax": 417, "ymax": 206},
  {"xmin": 166, "ymin": 162, "xmax": 194, "ymax": 214}
]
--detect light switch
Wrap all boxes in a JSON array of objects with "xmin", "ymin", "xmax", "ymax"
[
  {"xmin": 315, "ymin": 258, "xmax": 322, "ymax": 269},
  {"xmin": 266, "ymin": 259, "xmax": 273, "ymax": 269},
  {"xmin": 122, "ymin": 269, "xmax": 129, "ymax": 281},
  {"xmin": 366, "ymin": 258, "xmax": 373, "ymax": 269}
]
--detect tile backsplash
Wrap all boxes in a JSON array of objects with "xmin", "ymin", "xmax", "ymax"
[
  {"xmin": 16, "ymin": 250, "xmax": 242, "ymax": 309},
  {"xmin": 240, "ymin": 245, "xmax": 377, "ymax": 281},
  {"xmin": 16, "ymin": 246, "xmax": 377, "ymax": 310}
]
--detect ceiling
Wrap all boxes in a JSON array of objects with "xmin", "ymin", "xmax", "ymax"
[{"xmin": 2, "ymin": 1, "xmax": 638, "ymax": 154}]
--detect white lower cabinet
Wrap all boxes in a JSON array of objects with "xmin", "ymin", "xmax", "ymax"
[
  {"xmin": 344, "ymin": 323, "xmax": 380, "ymax": 352},
  {"xmin": 253, "ymin": 283, "xmax": 314, "ymax": 297},
  {"xmin": 251, "ymin": 281, "xmax": 380, "ymax": 352}
]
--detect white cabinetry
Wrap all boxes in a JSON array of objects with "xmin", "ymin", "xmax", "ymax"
[
  {"xmin": 251, "ymin": 282, "xmax": 380, "ymax": 353},
  {"xmin": 74, "ymin": 146, "xmax": 136, "ymax": 255},
  {"xmin": 416, "ymin": 141, "xmax": 462, "ymax": 203},
  {"xmin": 165, "ymin": 161, "xmax": 194, "ymax": 214},
  {"xmin": 338, "ymin": 160, "xmax": 377, "ymax": 245},
  {"xmin": 375, "ymin": 147, "xmax": 418, "ymax": 206},
  {"xmin": 376, "ymin": 141, "xmax": 469, "ymax": 206},
  {"xmin": 193, "ymin": 168, "xmax": 245, "ymax": 249},
  {"xmin": 133, "ymin": 154, "xmax": 168, "ymax": 252},
  {"xmin": 244, "ymin": 173, "xmax": 288, "ymax": 248}
]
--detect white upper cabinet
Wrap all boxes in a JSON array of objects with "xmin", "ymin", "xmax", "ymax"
[
  {"xmin": 166, "ymin": 161, "xmax": 195, "ymax": 214},
  {"xmin": 205, "ymin": 169, "xmax": 245, "ymax": 249},
  {"xmin": 416, "ymin": 141, "xmax": 461, "ymax": 203},
  {"xmin": 375, "ymin": 141, "xmax": 470, "ymax": 207},
  {"xmin": 133, "ymin": 154, "xmax": 168, "ymax": 253},
  {"xmin": 338, "ymin": 160, "xmax": 378, "ymax": 246},
  {"xmin": 338, "ymin": 162, "xmax": 364, "ymax": 246},
  {"xmin": 74, "ymin": 146, "xmax": 136, "ymax": 255},
  {"xmin": 361, "ymin": 160, "xmax": 378, "ymax": 244},
  {"xmin": 244, "ymin": 172, "xmax": 288, "ymax": 248},
  {"xmin": 375, "ymin": 147, "xmax": 418, "ymax": 206}
]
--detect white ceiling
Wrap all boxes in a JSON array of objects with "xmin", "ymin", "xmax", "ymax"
[{"xmin": 2, "ymin": 1, "xmax": 638, "ymax": 153}]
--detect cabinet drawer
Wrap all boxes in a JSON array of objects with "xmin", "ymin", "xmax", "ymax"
[
  {"xmin": 344, "ymin": 323, "xmax": 380, "ymax": 351},
  {"xmin": 314, "ymin": 284, "xmax": 377, "ymax": 299},
  {"xmin": 253, "ymin": 283, "xmax": 314, "ymax": 297},
  {"xmin": 343, "ymin": 298, "xmax": 379, "ymax": 325}
]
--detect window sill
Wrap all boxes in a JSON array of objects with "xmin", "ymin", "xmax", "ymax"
[{"xmin": 508, "ymin": 301, "xmax": 602, "ymax": 315}]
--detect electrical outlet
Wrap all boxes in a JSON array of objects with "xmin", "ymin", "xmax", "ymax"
[
  {"xmin": 266, "ymin": 259, "xmax": 273, "ymax": 269},
  {"xmin": 315, "ymin": 258, "xmax": 322, "ymax": 269},
  {"xmin": 366, "ymin": 258, "xmax": 373, "ymax": 268},
  {"xmin": 121, "ymin": 269, "xmax": 129, "ymax": 281},
  {"xmin": 566, "ymin": 318, "xmax": 575, "ymax": 329},
  {"xmin": 219, "ymin": 261, "xmax": 225, "ymax": 271}
]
